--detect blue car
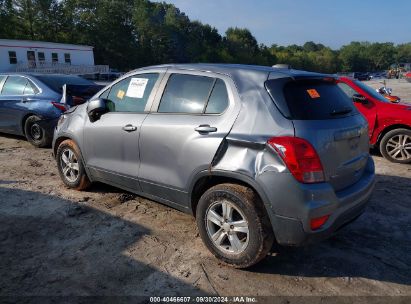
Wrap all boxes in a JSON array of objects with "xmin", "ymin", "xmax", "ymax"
[{"xmin": 0, "ymin": 73, "xmax": 102, "ymax": 147}]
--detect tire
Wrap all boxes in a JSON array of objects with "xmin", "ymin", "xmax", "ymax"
[
  {"xmin": 380, "ymin": 128, "xmax": 411, "ymax": 164},
  {"xmin": 24, "ymin": 115, "xmax": 52, "ymax": 148},
  {"xmin": 196, "ymin": 183, "xmax": 274, "ymax": 268},
  {"xmin": 56, "ymin": 139, "xmax": 91, "ymax": 190}
]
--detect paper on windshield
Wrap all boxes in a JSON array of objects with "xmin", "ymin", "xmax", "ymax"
[{"xmin": 126, "ymin": 78, "xmax": 149, "ymax": 98}]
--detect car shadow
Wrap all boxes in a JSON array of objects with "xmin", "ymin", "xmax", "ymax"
[
  {"xmin": 0, "ymin": 186, "xmax": 209, "ymax": 297},
  {"xmin": 248, "ymin": 174, "xmax": 411, "ymax": 286},
  {"xmin": 0, "ymin": 132, "xmax": 26, "ymax": 141},
  {"xmin": 87, "ymin": 182, "xmax": 125, "ymax": 194},
  {"xmin": 0, "ymin": 132, "xmax": 53, "ymax": 150}
]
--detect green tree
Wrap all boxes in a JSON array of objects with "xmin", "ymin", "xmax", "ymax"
[
  {"xmin": 366, "ymin": 42, "xmax": 396, "ymax": 70},
  {"xmin": 339, "ymin": 42, "xmax": 371, "ymax": 72},
  {"xmin": 396, "ymin": 43, "xmax": 411, "ymax": 63},
  {"xmin": 2, "ymin": 0, "xmax": 408, "ymax": 72},
  {"xmin": 0, "ymin": 0, "xmax": 17, "ymax": 38},
  {"xmin": 223, "ymin": 27, "xmax": 259, "ymax": 64}
]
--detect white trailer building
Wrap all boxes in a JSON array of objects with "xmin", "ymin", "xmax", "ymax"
[{"xmin": 0, "ymin": 39, "xmax": 108, "ymax": 74}]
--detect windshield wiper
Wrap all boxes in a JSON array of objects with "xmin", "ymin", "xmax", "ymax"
[{"xmin": 330, "ymin": 107, "xmax": 353, "ymax": 116}]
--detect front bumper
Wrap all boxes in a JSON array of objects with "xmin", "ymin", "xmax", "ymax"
[{"xmin": 257, "ymin": 156, "xmax": 375, "ymax": 246}]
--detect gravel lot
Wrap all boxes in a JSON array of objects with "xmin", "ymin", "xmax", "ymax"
[
  {"xmin": 0, "ymin": 79, "xmax": 410, "ymax": 297},
  {"xmin": 367, "ymin": 78, "xmax": 411, "ymax": 103}
]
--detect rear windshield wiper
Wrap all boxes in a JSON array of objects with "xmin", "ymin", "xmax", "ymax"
[{"xmin": 330, "ymin": 107, "xmax": 353, "ymax": 116}]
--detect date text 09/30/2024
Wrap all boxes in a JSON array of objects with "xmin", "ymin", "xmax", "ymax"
[{"xmin": 150, "ymin": 296, "xmax": 257, "ymax": 303}]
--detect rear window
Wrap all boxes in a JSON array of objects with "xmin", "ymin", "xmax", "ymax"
[
  {"xmin": 266, "ymin": 78, "xmax": 356, "ymax": 120},
  {"xmin": 36, "ymin": 75, "xmax": 93, "ymax": 93}
]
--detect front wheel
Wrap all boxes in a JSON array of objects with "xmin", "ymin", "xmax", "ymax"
[
  {"xmin": 196, "ymin": 183, "xmax": 274, "ymax": 268},
  {"xmin": 24, "ymin": 115, "xmax": 52, "ymax": 147},
  {"xmin": 56, "ymin": 139, "xmax": 91, "ymax": 190},
  {"xmin": 380, "ymin": 128, "xmax": 411, "ymax": 164}
]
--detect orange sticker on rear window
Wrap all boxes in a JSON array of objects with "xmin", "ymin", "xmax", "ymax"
[{"xmin": 307, "ymin": 89, "xmax": 320, "ymax": 99}]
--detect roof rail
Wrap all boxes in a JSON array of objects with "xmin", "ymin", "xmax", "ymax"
[{"xmin": 272, "ymin": 64, "xmax": 291, "ymax": 69}]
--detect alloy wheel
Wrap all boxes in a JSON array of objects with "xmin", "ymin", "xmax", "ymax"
[
  {"xmin": 206, "ymin": 200, "xmax": 249, "ymax": 254},
  {"xmin": 386, "ymin": 134, "xmax": 411, "ymax": 161},
  {"xmin": 60, "ymin": 148, "xmax": 80, "ymax": 183}
]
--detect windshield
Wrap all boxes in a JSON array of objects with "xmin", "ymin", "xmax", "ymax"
[
  {"xmin": 353, "ymin": 79, "xmax": 389, "ymax": 103},
  {"xmin": 36, "ymin": 75, "xmax": 94, "ymax": 93}
]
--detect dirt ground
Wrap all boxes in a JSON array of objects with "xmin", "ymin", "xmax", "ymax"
[{"xmin": 1, "ymin": 80, "xmax": 411, "ymax": 298}]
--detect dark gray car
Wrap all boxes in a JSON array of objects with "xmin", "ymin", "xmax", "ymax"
[{"xmin": 53, "ymin": 64, "xmax": 375, "ymax": 268}]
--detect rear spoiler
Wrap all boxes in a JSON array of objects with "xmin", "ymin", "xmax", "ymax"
[{"xmin": 61, "ymin": 84, "xmax": 105, "ymax": 107}]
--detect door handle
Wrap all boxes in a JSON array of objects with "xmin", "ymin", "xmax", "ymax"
[
  {"xmin": 195, "ymin": 124, "xmax": 217, "ymax": 134},
  {"xmin": 21, "ymin": 97, "xmax": 29, "ymax": 103},
  {"xmin": 122, "ymin": 124, "xmax": 137, "ymax": 132}
]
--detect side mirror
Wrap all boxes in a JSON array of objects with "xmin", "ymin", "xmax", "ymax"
[
  {"xmin": 352, "ymin": 94, "xmax": 367, "ymax": 104},
  {"xmin": 87, "ymin": 98, "xmax": 108, "ymax": 122}
]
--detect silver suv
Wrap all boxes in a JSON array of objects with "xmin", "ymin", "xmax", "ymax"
[{"xmin": 53, "ymin": 64, "xmax": 375, "ymax": 268}]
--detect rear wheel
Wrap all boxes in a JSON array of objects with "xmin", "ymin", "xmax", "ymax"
[
  {"xmin": 196, "ymin": 183, "xmax": 274, "ymax": 268},
  {"xmin": 380, "ymin": 128, "xmax": 411, "ymax": 164},
  {"xmin": 24, "ymin": 115, "xmax": 52, "ymax": 147},
  {"xmin": 56, "ymin": 139, "xmax": 91, "ymax": 190}
]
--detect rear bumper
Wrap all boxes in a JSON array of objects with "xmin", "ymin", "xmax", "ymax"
[
  {"xmin": 258, "ymin": 156, "xmax": 375, "ymax": 246},
  {"xmin": 37, "ymin": 117, "xmax": 59, "ymax": 139}
]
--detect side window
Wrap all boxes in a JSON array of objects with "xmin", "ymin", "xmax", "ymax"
[
  {"xmin": 64, "ymin": 53, "xmax": 71, "ymax": 64},
  {"xmin": 158, "ymin": 74, "xmax": 215, "ymax": 113},
  {"xmin": 8, "ymin": 51, "xmax": 17, "ymax": 64},
  {"xmin": 1, "ymin": 76, "xmax": 28, "ymax": 95},
  {"xmin": 205, "ymin": 79, "xmax": 229, "ymax": 114},
  {"xmin": 38, "ymin": 52, "xmax": 45, "ymax": 63},
  {"xmin": 337, "ymin": 83, "xmax": 357, "ymax": 99},
  {"xmin": 99, "ymin": 88, "xmax": 110, "ymax": 99},
  {"xmin": 52, "ymin": 53, "xmax": 58, "ymax": 63},
  {"xmin": 106, "ymin": 73, "xmax": 159, "ymax": 112},
  {"xmin": 24, "ymin": 80, "xmax": 38, "ymax": 95}
]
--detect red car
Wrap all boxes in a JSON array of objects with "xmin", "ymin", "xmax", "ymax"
[{"xmin": 337, "ymin": 77, "xmax": 411, "ymax": 164}]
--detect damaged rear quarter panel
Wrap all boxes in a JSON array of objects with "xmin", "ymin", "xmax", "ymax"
[{"xmin": 209, "ymin": 73, "xmax": 295, "ymax": 220}]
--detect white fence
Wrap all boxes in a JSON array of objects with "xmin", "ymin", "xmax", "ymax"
[{"xmin": 15, "ymin": 62, "xmax": 109, "ymax": 74}]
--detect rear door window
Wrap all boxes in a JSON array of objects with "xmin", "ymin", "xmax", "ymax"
[
  {"xmin": 205, "ymin": 79, "xmax": 229, "ymax": 114},
  {"xmin": 159, "ymin": 74, "xmax": 214, "ymax": 113},
  {"xmin": 158, "ymin": 74, "xmax": 229, "ymax": 114},
  {"xmin": 266, "ymin": 78, "xmax": 356, "ymax": 120},
  {"xmin": 1, "ymin": 76, "xmax": 28, "ymax": 96},
  {"xmin": 24, "ymin": 80, "xmax": 38, "ymax": 95}
]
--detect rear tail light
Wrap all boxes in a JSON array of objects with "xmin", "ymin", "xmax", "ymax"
[
  {"xmin": 310, "ymin": 215, "xmax": 330, "ymax": 230},
  {"xmin": 267, "ymin": 136, "xmax": 325, "ymax": 183},
  {"xmin": 51, "ymin": 101, "xmax": 68, "ymax": 112}
]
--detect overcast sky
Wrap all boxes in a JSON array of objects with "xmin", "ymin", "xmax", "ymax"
[{"xmin": 155, "ymin": 0, "xmax": 411, "ymax": 49}]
